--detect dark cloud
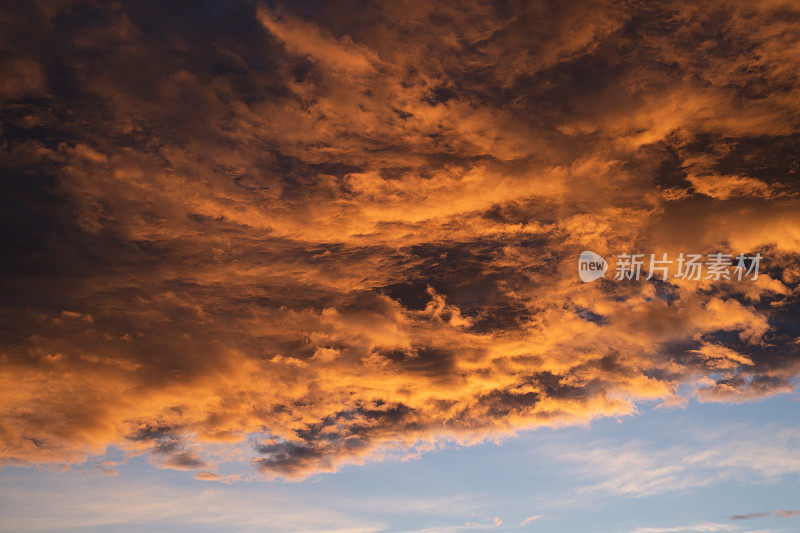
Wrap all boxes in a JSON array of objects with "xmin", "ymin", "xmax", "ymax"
[
  {"xmin": 731, "ymin": 509, "xmax": 800, "ymax": 520},
  {"xmin": 730, "ymin": 511, "xmax": 772, "ymax": 520},
  {"xmin": 0, "ymin": 0, "xmax": 799, "ymax": 478}
]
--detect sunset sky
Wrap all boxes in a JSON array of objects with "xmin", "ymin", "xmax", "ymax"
[{"xmin": 2, "ymin": 1, "xmax": 800, "ymax": 531}]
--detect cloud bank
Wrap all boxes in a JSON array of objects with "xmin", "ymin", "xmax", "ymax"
[{"xmin": 1, "ymin": 0, "xmax": 800, "ymax": 479}]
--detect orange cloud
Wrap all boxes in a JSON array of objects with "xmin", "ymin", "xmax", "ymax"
[{"xmin": 0, "ymin": 0, "xmax": 799, "ymax": 480}]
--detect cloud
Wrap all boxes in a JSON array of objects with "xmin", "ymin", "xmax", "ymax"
[
  {"xmin": 257, "ymin": 8, "xmax": 377, "ymax": 74},
  {"xmin": 629, "ymin": 524, "xmax": 736, "ymax": 533},
  {"xmin": 729, "ymin": 512, "xmax": 771, "ymax": 520},
  {"xmin": 521, "ymin": 514, "xmax": 543, "ymax": 525},
  {"xmin": 0, "ymin": 58, "xmax": 46, "ymax": 99},
  {"xmin": 774, "ymin": 509, "xmax": 800, "ymax": 517},
  {"xmin": 0, "ymin": 476, "xmax": 384, "ymax": 532},
  {"xmin": 0, "ymin": 0, "xmax": 799, "ymax": 480},
  {"xmin": 548, "ymin": 425, "xmax": 800, "ymax": 499},
  {"xmin": 730, "ymin": 509, "xmax": 800, "ymax": 520}
]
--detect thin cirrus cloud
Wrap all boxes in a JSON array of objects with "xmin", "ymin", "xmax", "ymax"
[
  {"xmin": 0, "ymin": 477, "xmax": 385, "ymax": 532},
  {"xmin": 0, "ymin": 0, "xmax": 799, "ymax": 481},
  {"xmin": 544, "ymin": 425, "xmax": 800, "ymax": 500},
  {"xmin": 730, "ymin": 509, "xmax": 800, "ymax": 520},
  {"xmin": 628, "ymin": 524, "xmax": 736, "ymax": 533},
  {"xmin": 520, "ymin": 514, "xmax": 543, "ymax": 525}
]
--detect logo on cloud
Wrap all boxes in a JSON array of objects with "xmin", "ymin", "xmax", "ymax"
[{"xmin": 578, "ymin": 250, "xmax": 608, "ymax": 282}]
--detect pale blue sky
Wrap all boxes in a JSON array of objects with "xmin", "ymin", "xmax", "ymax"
[{"xmin": 3, "ymin": 394, "xmax": 799, "ymax": 532}]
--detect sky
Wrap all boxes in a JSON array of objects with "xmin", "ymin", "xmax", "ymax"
[{"xmin": 1, "ymin": 0, "xmax": 800, "ymax": 531}]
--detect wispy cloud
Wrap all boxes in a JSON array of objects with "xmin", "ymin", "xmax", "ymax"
[
  {"xmin": 731, "ymin": 509, "xmax": 800, "ymax": 520},
  {"xmin": 521, "ymin": 514, "xmax": 543, "ymax": 525},
  {"xmin": 0, "ymin": 479, "xmax": 383, "ymax": 532},
  {"xmin": 629, "ymin": 523, "xmax": 737, "ymax": 533},
  {"xmin": 535, "ymin": 424, "xmax": 800, "ymax": 503}
]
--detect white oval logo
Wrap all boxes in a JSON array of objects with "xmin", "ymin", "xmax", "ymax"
[{"xmin": 578, "ymin": 250, "xmax": 608, "ymax": 282}]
